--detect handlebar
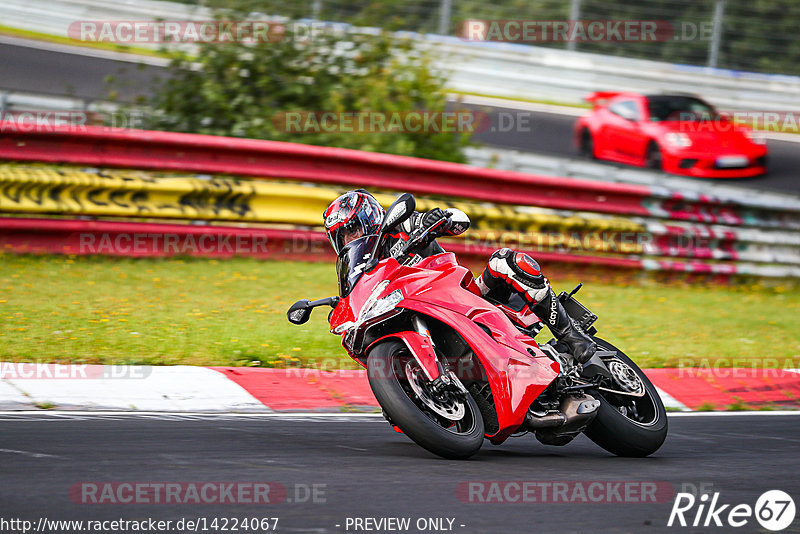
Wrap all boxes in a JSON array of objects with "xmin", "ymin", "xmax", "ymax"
[
  {"xmin": 365, "ymin": 214, "xmax": 450, "ymax": 271},
  {"xmin": 396, "ymin": 215, "xmax": 450, "ymax": 259}
]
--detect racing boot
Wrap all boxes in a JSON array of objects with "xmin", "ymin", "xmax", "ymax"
[
  {"xmin": 476, "ymin": 248, "xmax": 596, "ymax": 364},
  {"xmin": 530, "ymin": 287, "xmax": 596, "ymax": 365}
]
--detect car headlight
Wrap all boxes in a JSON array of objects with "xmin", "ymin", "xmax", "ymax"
[
  {"xmin": 359, "ymin": 289, "xmax": 403, "ymax": 323},
  {"xmin": 664, "ymin": 132, "xmax": 692, "ymax": 148},
  {"xmin": 744, "ymin": 129, "xmax": 767, "ymax": 145}
]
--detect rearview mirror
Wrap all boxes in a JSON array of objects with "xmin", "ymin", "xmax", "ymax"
[
  {"xmin": 286, "ymin": 297, "xmax": 340, "ymax": 325},
  {"xmin": 365, "ymin": 193, "xmax": 416, "ymax": 272},
  {"xmin": 287, "ymin": 299, "xmax": 312, "ymax": 325},
  {"xmin": 381, "ymin": 193, "xmax": 416, "ymax": 232}
]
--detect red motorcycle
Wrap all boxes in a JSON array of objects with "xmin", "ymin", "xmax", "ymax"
[{"xmin": 287, "ymin": 194, "xmax": 667, "ymax": 459}]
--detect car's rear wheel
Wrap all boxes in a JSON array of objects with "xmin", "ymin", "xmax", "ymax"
[
  {"xmin": 579, "ymin": 128, "xmax": 595, "ymax": 159},
  {"xmin": 646, "ymin": 141, "xmax": 663, "ymax": 170}
]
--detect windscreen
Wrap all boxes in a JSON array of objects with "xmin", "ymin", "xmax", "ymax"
[
  {"xmin": 647, "ymin": 95, "xmax": 717, "ymax": 122},
  {"xmin": 336, "ymin": 234, "xmax": 379, "ymax": 297}
]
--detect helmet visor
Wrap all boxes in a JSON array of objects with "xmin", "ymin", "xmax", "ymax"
[{"xmin": 329, "ymin": 219, "xmax": 366, "ymax": 255}]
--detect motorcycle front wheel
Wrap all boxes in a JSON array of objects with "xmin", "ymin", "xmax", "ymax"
[
  {"xmin": 367, "ymin": 340, "xmax": 484, "ymax": 460},
  {"xmin": 584, "ymin": 336, "xmax": 668, "ymax": 457}
]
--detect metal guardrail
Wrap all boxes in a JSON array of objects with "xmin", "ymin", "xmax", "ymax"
[
  {"xmin": 1, "ymin": 123, "xmax": 800, "ymax": 277},
  {"xmin": 465, "ymin": 146, "xmax": 800, "ymax": 215},
  {"xmin": 432, "ymin": 37, "xmax": 800, "ymax": 111},
  {"xmin": 0, "ymin": 89, "xmax": 117, "ymax": 115},
  {"xmin": 1, "ymin": 0, "xmax": 800, "ymax": 111},
  {"xmin": 0, "ymin": 122, "xmax": 660, "ymax": 216},
  {"xmin": 2, "ymin": 163, "xmax": 799, "ymax": 269}
]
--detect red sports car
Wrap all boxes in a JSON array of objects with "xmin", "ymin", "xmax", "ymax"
[{"xmin": 574, "ymin": 92, "xmax": 768, "ymax": 178}]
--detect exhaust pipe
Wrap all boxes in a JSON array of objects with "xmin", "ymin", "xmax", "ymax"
[
  {"xmin": 525, "ymin": 396, "xmax": 600, "ymax": 431},
  {"xmin": 525, "ymin": 412, "xmax": 566, "ymax": 429}
]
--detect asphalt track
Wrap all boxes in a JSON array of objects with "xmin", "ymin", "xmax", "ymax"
[
  {"xmin": 1, "ymin": 412, "xmax": 799, "ymax": 533},
  {"xmin": 0, "ymin": 41, "xmax": 167, "ymax": 102},
  {"xmin": 1, "ymin": 39, "xmax": 798, "ymax": 196}
]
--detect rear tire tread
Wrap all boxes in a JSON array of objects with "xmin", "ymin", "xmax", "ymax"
[{"xmin": 583, "ymin": 337, "xmax": 668, "ymax": 457}]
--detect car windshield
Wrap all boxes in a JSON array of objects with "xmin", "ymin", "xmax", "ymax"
[
  {"xmin": 647, "ymin": 95, "xmax": 718, "ymax": 122},
  {"xmin": 336, "ymin": 234, "xmax": 379, "ymax": 297}
]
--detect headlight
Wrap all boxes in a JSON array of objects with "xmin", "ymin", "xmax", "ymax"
[
  {"xmin": 664, "ymin": 132, "xmax": 692, "ymax": 148},
  {"xmin": 744, "ymin": 129, "xmax": 767, "ymax": 145},
  {"xmin": 359, "ymin": 289, "xmax": 403, "ymax": 323}
]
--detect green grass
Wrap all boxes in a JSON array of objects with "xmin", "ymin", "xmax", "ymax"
[{"xmin": 1, "ymin": 255, "xmax": 799, "ymax": 369}]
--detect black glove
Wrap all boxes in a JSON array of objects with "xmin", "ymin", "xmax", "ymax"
[{"xmin": 422, "ymin": 208, "xmax": 449, "ymax": 229}]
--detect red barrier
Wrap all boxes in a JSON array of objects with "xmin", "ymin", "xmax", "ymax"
[
  {"xmin": 0, "ymin": 123, "xmax": 653, "ymax": 216},
  {"xmin": 0, "ymin": 217, "xmax": 333, "ymax": 261},
  {"xmin": 0, "ymin": 217, "xmax": 642, "ymax": 271}
]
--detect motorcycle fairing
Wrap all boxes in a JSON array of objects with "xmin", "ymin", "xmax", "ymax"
[
  {"xmin": 367, "ymin": 331, "xmax": 441, "ymax": 381},
  {"xmin": 399, "ymin": 298, "xmax": 559, "ymax": 443},
  {"xmin": 331, "ymin": 252, "xmax": 560, "ymax": 443}
]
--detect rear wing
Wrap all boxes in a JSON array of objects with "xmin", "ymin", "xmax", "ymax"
[{"xmin": 584, "ymin": 91, "xmax": 623, "ymax": 109}]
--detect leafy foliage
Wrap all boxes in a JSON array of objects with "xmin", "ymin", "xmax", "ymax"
[
  {"xmin": 142, "ymin": 0, "xmax": 473, "ymax": 162},
  {"xmin": 195, "ymin": 0, "xmax": 800, "ymax": 75}
]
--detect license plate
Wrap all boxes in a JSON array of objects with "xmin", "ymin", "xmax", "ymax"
[{"xmin": 715, "ymin": 155, "xmax": 748, "ymax": 168}]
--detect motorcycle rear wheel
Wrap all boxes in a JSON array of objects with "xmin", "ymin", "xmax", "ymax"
[
  {"xmin": 367, "ymin": 340, "xmax": 484, "ymax": 460},
  {"xmin": 584, "ymin": 337, "xmax": 668, "ymax": 457}
]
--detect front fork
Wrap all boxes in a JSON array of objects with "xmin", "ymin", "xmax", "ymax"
[{"xmin": 412, "ymin": 315, "xmax": 469, "ymax": 399}]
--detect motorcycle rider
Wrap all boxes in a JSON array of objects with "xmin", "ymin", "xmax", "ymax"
[{"xmin": 323, "ymin": 190, "xmax": 597, "ymax": 364}]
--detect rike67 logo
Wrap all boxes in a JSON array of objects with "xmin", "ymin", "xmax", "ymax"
[{"xmin": 668, "ymin": 490, "xmax": 795, "ymax": 531}]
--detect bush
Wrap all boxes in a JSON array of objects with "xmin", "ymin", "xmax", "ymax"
[{"xmin": 138, "ymin": 0, "xmax": 473, "ymax": 162}]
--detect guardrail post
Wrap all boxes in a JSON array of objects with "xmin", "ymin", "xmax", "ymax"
[
  {"xmin": 708, "ymin": 0, "xmax": 726, "ymax": 68},
  {"xmin": 438, "ymin": 0, "xmax": 453, "ymax": 35},
  {"xmin": 567, "ymin": 0, "xmax": 582, "ymax": 52},
  {"xmin": 311, "ymin": 0, "xmax": 322, "ymax": 20}
]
